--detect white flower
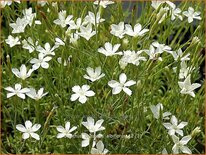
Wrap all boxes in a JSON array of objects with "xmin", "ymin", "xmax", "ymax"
[
  {"xmin": 163, "ymin": 115, "xmax": 188, "ymax": 136},
  {"xmin": 53, "ymin": 10, "xmax": 73, "ymax": 28},
  {"xmin": 70, "ymin": 85, "xmax": 95, "ymax": 104},
  {"xmin": 83, "ymin": 11, "xmax": 105, "ymax": 25},
  {"xmin": 150, "ymin": 103, "xmax": 171, "ymax": 120},
  {"xmin": 125, "ymin": 23, "xmax": 149, "ymax": 37},
  {"xmin": 22, "ymin": 8, "xmax": 36, "ymax": 26},
  {"xmin": 36, "ymin": 42, "xmax": 57, "ymax": 56},
  {"xmin": 70, "ymin": 33, "xmax": 79, "ymax": 44},
  {"xmin": 108, "ymin": 73, "xmax": 136, "ymax": 96},
  {"xmin": 82, "ymin": 117, "xmax": 105, "ymax": 133},
  {"xmin": 77, "ymin": 24, "xmax": 96, "ymax": 41},
  {"xmin": 110, "ymin": 22, "xmax": 125, "ymax": 39},
  {"xmin": 93, "ymin": 0, "xmax": 114, "ymax": 8},
  {"xmin": 145, "ymin": 45, "xmax": 163, "ymax": 61},
  {"xmin": 68, "ymin": 18, "xmax": 84, "ymax": 30},
  {"xmin": 151, "ymin": 0, "xmax": 165, "ymax": 9},
  {"xmin": 84, "ymin": 67, "xmax": 105, "ymax": 82},
  {"xmin": 172, "ymin": 135, "xmax": 192, "ymax": 154},
  {"xmin": 55, "ymin": 37, "xmax": 65, "ymax": 47},
  {"xmin": 119, "ymin": 50, "xmax": 147, "ymax": 69},
  {"xmin": 26, "ymin": 88, "xmax": 48, "ymax": 100},
  {"xmin": 5, "ymin": 35, "xmax": 20, "ymax": 47},
  {"xmin": 5, "ymin": 83, "xmax": 30, "ymax": 99},
  {"xmin": 171, "ymin": 48, "xmax": 190, "ymax": 61},
  {"xmin": 56, "ymin": 121, "xmax": 77, "ymax": 139},
  {"xmin": 81, "ymin": 132, "xmax": 102, "ymax": 147},
  {"xmin": 0, "ymin": 0, "xmax": 20, "ymax": 8},
  {"xmin": 152, "ymin": 41, "xmax": 172, "ymax": 53},
  {"xmin": 82, "ymin": 132, "xmax": 91, "ymax": 147},
  {"xmin": 16, "ymin": 120, "xmax": 41, "ymax": 140},
  {"xmin": 183, "ymin": 7, "xmax": 201, "ymax": 23},
  {"xmin": 12, "ymin": 64, "xmax": 33, "ymax": 80},
  {"xmin": 174, "ymin": 61, "xmax": 194, "ymax": 79},
  {"xmin": 9, "ymin": 17, "xmax": 27, "ymax": 34},
  {"xmin": 22, "ymin": 37, "xmax": 38, "ymax": 53},
  {"xmin": 178, "ymin": 74, "xmax": 201, "ymax": 97},
  {"xmin": 91, "ymin": 141, "xmax": 109, "ymax": 154},
  {"xmin": 30, "ymin": 53, "xmax": 52, "ymax": 70},
  {"xmin": 98, "ymin": 42, "xmax": 122, "ymax": 56},
  {"xmin": 37, "ymin": 1, "xmax": 47, "ymax": 6}
]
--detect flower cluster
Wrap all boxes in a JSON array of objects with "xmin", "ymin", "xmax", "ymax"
[{"xmin": 2, "ymin": 0, "xmax": 204, "ymax": 154}]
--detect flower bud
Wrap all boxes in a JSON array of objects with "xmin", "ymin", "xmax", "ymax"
[{"xmin": 191, "ymin": 127, "xmax": 201, "ymax": 137}]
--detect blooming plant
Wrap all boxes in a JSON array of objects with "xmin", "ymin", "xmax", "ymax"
[{"xmin": 1, "ymin": 0, "xmax": 204, "ymax": 154}]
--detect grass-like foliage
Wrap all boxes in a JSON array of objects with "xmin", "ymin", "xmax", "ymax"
[{"xmin": 1, "ymin": 0, "xmax": 205, "ymax": 154}]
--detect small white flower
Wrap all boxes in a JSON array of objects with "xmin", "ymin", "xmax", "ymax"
[
  {"xmin": 110, "ymin": 22, "xmax": 125, "ymax": 39},
  {"xmin": 157, "ymin": 7, "xmax": 170, "ymax": 24},
  {"xmin": 178, "ymin": 74, "xmax": 201, "ymax": 97},
  {"xmin": 108, "ymin": 73, "xmax": 136, "ymax": 96},
  {"xmin": 36, "ymin": 42, "xmax": 57, "ymax": 56},
  {"xmin": 145, "ymin": 45, "xmax": 163, "ymax": 61},
  {"xmin": 98, "ymin": 42, "xmax": 122, "ymax": 56},
  {"xmin": 183, "ymin": 7, "xmax": 201, "ymax": 23},
  {"xmin": 22, "ymin": 37, "xmax": 38, "ymax": 53},
  {"xmin": 119, "ymin": 50, "xmax": 147, "ymax": 69},
  {"xmin": 93, "ymin": 0, "xmax": 114, "ymax": 8},
  {"xmin": 163, "ymin": 115, "xmax": 188, "ymax": 136},
  {"xmin": 81, "ymin": 132, "xmax": 102, "ymax": 147},
  {"xmin": 171, "ymin": 48, "xmax": 190, "ymax": 61},
  {"xmin": 55, "ymin": 37, "xmax": 65, "ymax": 47},
  {"xmin": 84, "ymin": 67, "xmax": 105, "ymax": 82},
  {"xmin": 150, "ymin": 103, "xmax": 171, "ymax": 120},
  {"xmin": 91, "ymin": 141, "xmax": 109, "ymax": 154},
  {"xmin": 83, "ymin": 11, "xmax": 105, "ymax": 26},
  {"xmin": 34, "ymin": 20, "xmax": 41, "ymax": 25},
  {"xmin": 22, "ymin": 8, "xmax": 36, "ymax": 26},
  {"xmin": 82, "ymin": 117, "xmax": 105, "ymax": 133},
  {"xmin": 30, "ymin": 53, "xmax": 52, "ymax": 70},
  {"xmin": 5, "ymin": 83, "xmax": 30, "ymax": 99},
  {"xmin": 172, "ymin": 135, "xmax": 192, "ymax": 154},
  {"xmin": 81, "ymin": 133, "xmax": 91, "ymax": 147},
  {"xmin": 68, "ymin": 18, "xmax": 84, "ymax": 30},
  {"xmin": 70, "ymin": 33, "xmax": 79, "ymax": 44},
  {"xmin": 125, "ymin": 23, "xmax": 149, "ymax": 37},
  {"xmin": 56, "ymin": 121, "xmax": 77, "ymax": 139},
  {"xmin": 16, "ymin": 120, "xmax": 41, "ymax": 140},
  {"xmin": 70, "ymin": 85, "xmax": 95, "ymax": 104},
  {"xmin": 12, "ymin": 64, "xmax": 33, "ymax": 80},
  {"xmin": 9, "ymin": 17, "xmax": 27, "ymax": 34},
  {"xmin": 152, "ymin": 41, "xmax": 172, "ymax": 53},
  {"xmin": 77, "ymin": 24, "xmax": 96, "ymax": 41},
  {"xmin": 151, "ymin": 0, "xmax": 165, "ymax": 9},
  {"xmin": 174, "ymin": 61, "xmax": 194, "ymax": 79},
  {"xmin": 26, "ymin": 88, "xmax": 48, "ymax": 100},
  {"xmin": 5, "ymin": 35, "xmax": 20, "ymax": 47},
  {"xmin": 53, "ymin": 10, "xmax": 73, "ymax": 28}
]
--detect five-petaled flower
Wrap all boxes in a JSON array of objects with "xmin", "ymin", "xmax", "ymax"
[
  {"xmin": 171, "ymin": 135, "xmax": 192, "ymax": 154},
  {"xmin": 5, "ymin": 83, "xmax": 30, "ymax": 99},
  {"xmin": 178, "ymin": 74, "xmax": 201, "ymax": 97},
  {"xmin": 56, "ymin": 121, "xmax": 77, "ymax": 139},
  {"xmin": 108, "ymin": 73, "xmax": 136, "ymax": 96},
  {"xmin": 163, "ymin": 115, "xmax": 188, "ymax": 136},
  {"xmin": 183, "ymin": 7, "xmax": 201, "ymax": 23},
  {"xmin": 70, "ymin": 85, "xmax": 95, "ymax": 104},
  {"xmin": 16, "ymin": 120, "xmax": 41, "ymax": 140},
  {"xmin": 98, "ymin": 42, "xmax": 122, "ymax": 56},
  {"xmin": 84, "ymin": 67, "xmax": 105, "ymax": 82},
  {"xmin": 12, "ymin": 64, "xmax": 33, "ymax": 80}
]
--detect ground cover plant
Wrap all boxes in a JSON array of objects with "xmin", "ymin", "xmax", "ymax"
[{"xmin": 1, "ymin": 0, "xmax": 205, "ymax": 154}]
